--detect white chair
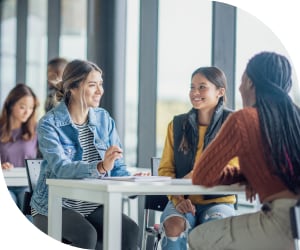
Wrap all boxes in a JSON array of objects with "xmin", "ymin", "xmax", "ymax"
[
  {"xmin": 141, "ymin": 157, "xmax": 168, "ymax": 250},
  {"xmin": 22, "ymin": 159, "xmax": 133, "ymax": 216},
  {"xmin": 22, "ymin": 159, "xmax": 42, "ymax": 215}
]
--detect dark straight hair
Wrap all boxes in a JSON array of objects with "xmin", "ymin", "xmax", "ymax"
[{"xmin": 0, "ymin": 83, "xmax": 39, "ymax": 142}]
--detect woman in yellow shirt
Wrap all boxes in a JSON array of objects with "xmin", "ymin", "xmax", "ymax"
[{"xmin": 158, "ymin": 66, "xmax": 239, "ymax": 250}]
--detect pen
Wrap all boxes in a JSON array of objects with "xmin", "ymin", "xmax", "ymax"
[{"xmin": 98, "ymin": 147, "xmax": 122, "ymax": 154}]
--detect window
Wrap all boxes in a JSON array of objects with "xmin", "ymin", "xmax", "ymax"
[
  {"xmin": 235, "ymin": 8, "xmax": 300, "ymax": 109},
  {"xmin": 26, "ymin": 0, "xmax": 47, "ymax": 118},
  {"xmin": 125, "ymin": 0, "xmax": 140, "ymax": 166},
  {"xmin": 0, "ymin": 0, "xmax": 17, "ymax": 107},
  {"xmin": 156, "ymin": 0, "xmax": 212, "ymax": 156},
  {"xmin": 60, "ymin": 0, "xmax": 87, "ymax": 60}
]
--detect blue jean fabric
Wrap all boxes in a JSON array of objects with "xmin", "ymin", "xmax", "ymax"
[
  {"xmin": 160, "ymin": 201, "xmax": 235, "ymax": 250},
  {"xmin": 31, "ymin": 101, "xmax": 130, "ymax": 216},
  {"xmin": 9, "ymin": 186, "xmax": 29, "ymax": 209},
  {"xmin": 9, "ymin": 186, "xmax": 33, "ymax": 222}
]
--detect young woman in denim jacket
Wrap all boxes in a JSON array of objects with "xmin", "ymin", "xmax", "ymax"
[{"xmin": 30, "ymin": 59, "xmax": 139, "ymax": 250}]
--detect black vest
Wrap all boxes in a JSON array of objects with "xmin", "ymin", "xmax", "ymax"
[{"xmin": 173, "ymin": 104, "xmax": 232, "ymax": 200}]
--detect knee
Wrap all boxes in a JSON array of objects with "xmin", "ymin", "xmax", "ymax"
[{"xmin": 163, "ymin": 216, "xmax": 186, "ymax": 237}]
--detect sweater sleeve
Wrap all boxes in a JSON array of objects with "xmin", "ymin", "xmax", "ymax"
[{"xmin": 192, "ymin": 112, "xmax": 245, "ymax": 186}]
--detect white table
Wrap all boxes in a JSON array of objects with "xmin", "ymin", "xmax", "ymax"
[
  {"xmin": 3, "ymin": 168, "xmax": 28, "ymax": 186},
  {"xmin": 47, "ymin": 178, "xmax": 244, "ymax": 250}
]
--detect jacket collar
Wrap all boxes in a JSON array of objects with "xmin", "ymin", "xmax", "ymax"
[
  {"xmin": 52, "ymin": 101, "xmax": 98, "ymax": 127},
  {"xmin": 187, "ymin": 99, "xmax": 225, "ymax": 131}
]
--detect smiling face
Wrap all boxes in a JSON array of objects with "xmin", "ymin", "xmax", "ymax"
[
  {"xmin": 11, "ymin": 95, "xmax": 35, "ymax": 126},
  {"xmin": 189, "ymin": 73, "xmax": 224, "ymax": 111},
  {"xmin": 71, "ymin": 70, "xmax": 103, "ymax": 109}
]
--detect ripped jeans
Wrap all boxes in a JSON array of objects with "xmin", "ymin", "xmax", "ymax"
[{"xmin": 160, "ymin": 201, "xmax": 235, "ymax": 250}]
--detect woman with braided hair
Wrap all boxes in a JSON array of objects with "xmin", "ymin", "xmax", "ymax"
[{"xmin": 189, "ymin": 51, "xmax": 300, "ymax": 250}]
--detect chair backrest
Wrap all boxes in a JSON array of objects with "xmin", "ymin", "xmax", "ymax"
[
  {"xmin": 151, "ymin": 157, "xmax": 161, "ymax": 176},
  {"xmin": 25, "ymin": 159, "xmax": 42, "ymax": 193},
  {"xmin": 145, "ymin": 157, "xmax": 169, "ymax": 211}
]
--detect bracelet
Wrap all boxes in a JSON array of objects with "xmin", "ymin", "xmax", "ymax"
[{"xmin": 100, "ymin": 161, "xmax": 107, "ymax": 174}]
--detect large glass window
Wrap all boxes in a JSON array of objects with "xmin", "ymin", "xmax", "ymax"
[
  {"xmin": 235, "ymin": 9, "xmax": 300, "ymax": 109},
  {"xmin": 60, "ymin": 0, "xmax": 87, "ymax": 60},
  {"xmin": 26, "ymin": 0, "xmax": 47, "ymax": 118},
  {"xmin": 125, "ymin": 0, "xmax": 140, "ymax": 166},
  {"xmin": 156, "ymin": 0, "xmax": 212, "ymax": 156},
  {"xmin": 0, "ymin": 0, "xmax": 16, "ymax": 108}
]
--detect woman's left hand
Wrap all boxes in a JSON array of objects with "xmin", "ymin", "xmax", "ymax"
[{"xmin": 183, "ymin": 171, "xmax": 193, "ymax": 179}]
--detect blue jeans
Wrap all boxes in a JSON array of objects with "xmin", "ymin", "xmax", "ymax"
[
  {"xmin": 160, "ymin": 201, "xmax": 235, "ymax": 250},
  {"xmin": 8, "ymin": 186, "xmax": 29, "ymax": 209},
  {"xmin": 9, "ymin": 186, "xmax": 33, "ymax": 222}
]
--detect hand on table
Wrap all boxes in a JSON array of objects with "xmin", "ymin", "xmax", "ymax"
[
  {"xmin": 2, "ymin": 162, "xmax": 14, "ymax": 170},
  {"xmin": 183, "ymin": 171, "xmax": 193, "ymax": 179},
  {"xmin": 245, "ymin": 184, "xmax": 257, "ymax": 203},
  {"xmin": 133, "ymin": 172, "xmax": 151, "ymax": 176}
]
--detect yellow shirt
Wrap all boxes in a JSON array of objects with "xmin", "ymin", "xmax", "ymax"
[{"xmin": 158, "ymin": 121, "xmax": 239, "ymax": 206}]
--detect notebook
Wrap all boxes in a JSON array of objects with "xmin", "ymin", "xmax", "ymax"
[{"xmin": 100, "ymin": 175, "xmax": 172, "ymax": 182}]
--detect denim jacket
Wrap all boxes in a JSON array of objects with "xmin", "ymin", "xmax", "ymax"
[{"xmin": 31, "ymin": 101, "xmax": 130, "ymax": 215}]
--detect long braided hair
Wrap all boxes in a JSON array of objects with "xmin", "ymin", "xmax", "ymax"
[{"xmin": 246, "ymin": 51, "xmax": 300, "ymax": 193}]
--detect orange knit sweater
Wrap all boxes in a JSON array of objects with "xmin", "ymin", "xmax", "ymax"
[{"xmin": 192, "ymin": 107, "xmax": 287, "ymax": 203}]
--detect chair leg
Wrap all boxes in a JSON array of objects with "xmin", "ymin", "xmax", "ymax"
[
  {"xmin": 154, "ymin": 233, "xmax": 161, "ymax": 250},
  {"xmin": 295, "ymin": 239, "xmax": 300, "ymax": 250},
  {"xmin": 141, "ymin": 234, "xmax": 148, "ymax": 250},
  {"xmin": 154, "ymin": 238, "xmax": 158, "ymax": 250},
  {"xmin": 122, "ymin": 196, "xmax": 130, "ymax": 215}
]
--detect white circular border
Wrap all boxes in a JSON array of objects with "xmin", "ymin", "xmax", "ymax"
[{"xmin": 0, "ymin": 1, "xmax": 299, "ymax": 249}]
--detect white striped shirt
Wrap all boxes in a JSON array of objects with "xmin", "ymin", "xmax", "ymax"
[{"xmin": 62, "ymin": 122, "xmax": 101, "ymax": 216}]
